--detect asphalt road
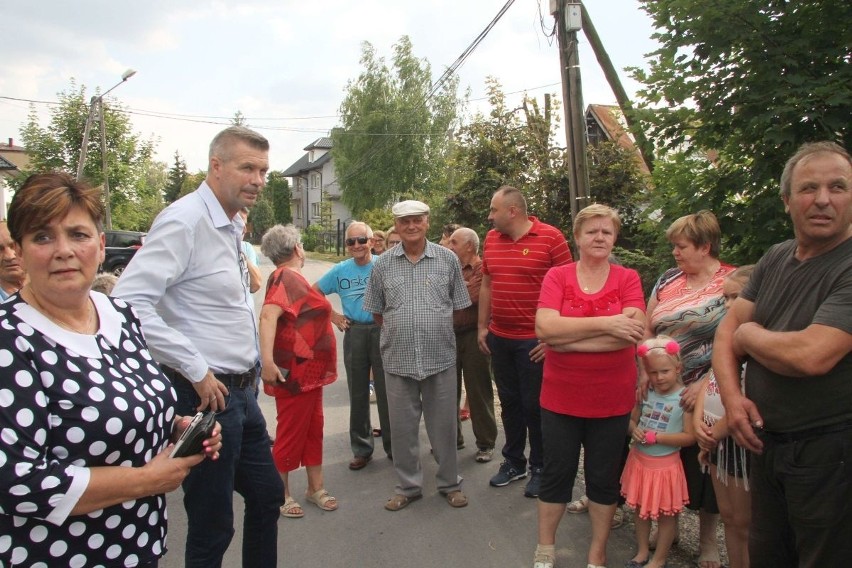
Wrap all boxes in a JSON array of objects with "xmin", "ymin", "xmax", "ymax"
[{"xmin": 160, "ymin": 253, "xmax": 691, "ymax": 568}]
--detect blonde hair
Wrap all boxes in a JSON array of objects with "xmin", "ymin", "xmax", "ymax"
[
  {"xmin": 726, "ymin": 264, "xmax": 755, "ymax": 288},
  {"xmin": 637, "ymin": 334, "xmax": 683, "ymax": 373},
  {"xmin": 665, "ymin": 210, "xmax": 721, "ymax": 258},
  {"xmin": 572, "ymin": 204, "xmax": 621, "ymax": 238}
]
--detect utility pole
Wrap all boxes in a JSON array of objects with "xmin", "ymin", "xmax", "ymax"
[
  {"xmin": 98, "ymin": 101, "xmax": 113, "ymax": 230},
  {"xmin": 76, "ymin": 69, "xmax": 136, "ymax": 230},
  {"xmin": 76, "ymin": 97, "xmax": 97, "ymax": 182},
  {"xmin": 552, "ymin": 0, "xmax": 590, "ymax": 221}
]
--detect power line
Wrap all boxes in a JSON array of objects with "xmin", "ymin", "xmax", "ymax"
[
  {"xmin": 0, "ymin": 80, "xmax": 560, "ymax": 131},
  {"xmin": 428, "ymin": 0, "xmax": 517, "ymax": 100}
]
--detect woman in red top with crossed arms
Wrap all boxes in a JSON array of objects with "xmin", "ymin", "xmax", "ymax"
[{"xmin": 531, "ymin": 204, "xmax": 646, "ymax": 568}]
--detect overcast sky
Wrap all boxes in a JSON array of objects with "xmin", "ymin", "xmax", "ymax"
[{"xmin": 1, "ymin": 0, "xmax": 659, "ymax": 172}]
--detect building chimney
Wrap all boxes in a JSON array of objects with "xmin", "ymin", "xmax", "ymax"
[{"xmin": 6, "ymin": 138, "xmax": 11, "ymax": 147}]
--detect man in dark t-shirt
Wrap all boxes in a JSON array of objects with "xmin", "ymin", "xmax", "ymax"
[{"xmin": 713, "ymin": 141, "xmax": 852, "ymax": 566}]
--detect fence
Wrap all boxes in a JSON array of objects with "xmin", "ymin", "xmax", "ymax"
[{"xmin": 301, "ymin": 220, "xmax": 348, "ymax": 256}]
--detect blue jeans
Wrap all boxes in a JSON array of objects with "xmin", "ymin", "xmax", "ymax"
[
  {"xmin": 173, "ymin": 377, "xmax": 284, "ymax": 568},
  {"xmin": 487, "ymin": 334, "xmax": 543, "ymax": 470}
]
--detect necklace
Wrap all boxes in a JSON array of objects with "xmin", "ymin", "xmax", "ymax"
[
  {"xmin": 24, "ymin": 288, "xmax": 96, "ymax": 335},
  {"xmin": 577, "ymin": 262, "xmax": 610, "ymax": 293},
  {"xmin": 684, "ymin": 261, "xmax": 721, "ymax": 290}
]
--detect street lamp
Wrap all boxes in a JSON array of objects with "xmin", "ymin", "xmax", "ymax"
[{"xmin": 76, "ymin": 68, "xmax": 136, "ymax": 230}]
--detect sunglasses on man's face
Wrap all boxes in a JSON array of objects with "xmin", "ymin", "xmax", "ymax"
[{"xmin": 346, "ymin": 236, "xmax": 369, "ymax": 246}]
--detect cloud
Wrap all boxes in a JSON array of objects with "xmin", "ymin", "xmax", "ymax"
[{"xmin": 2, "ymin": 0, "xmax": 658, "ymax": 172}]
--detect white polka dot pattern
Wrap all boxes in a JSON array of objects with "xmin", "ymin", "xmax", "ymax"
[{"xmin": 0, "ymin": 296, "xmax": 176, "ymax": 567}]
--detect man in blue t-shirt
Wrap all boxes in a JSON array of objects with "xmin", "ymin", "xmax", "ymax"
[{"xmin": 314, "ymin": 221, "xmax": 391, "ymax": 469}]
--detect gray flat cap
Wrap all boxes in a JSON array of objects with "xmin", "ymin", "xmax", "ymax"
[{"xmin": 392, "ymin": 200, "xmax": 430, "ymax": 218}]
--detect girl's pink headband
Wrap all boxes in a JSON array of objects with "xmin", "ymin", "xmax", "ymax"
[{"xmin": 637, "ymin": 341, "xmax": 680, "ymax": 358}]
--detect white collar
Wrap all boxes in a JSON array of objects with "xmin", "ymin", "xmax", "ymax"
[
  {"xmin": 198, "ymin": 181, "xmax": 241, "ymax": 230},
  {"xmin": 13, "ymin": 291, "xmax": 124, "ymax": 358}
]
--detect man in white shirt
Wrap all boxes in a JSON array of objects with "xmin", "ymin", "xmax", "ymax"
[{"xmin": 114, "ymin": 126, "xmax": 283, "ymax": 567}]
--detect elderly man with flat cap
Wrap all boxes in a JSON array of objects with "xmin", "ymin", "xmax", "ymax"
[{"xmin": 364, "ymin": 200, "xmax": 472, "ymax": 511}]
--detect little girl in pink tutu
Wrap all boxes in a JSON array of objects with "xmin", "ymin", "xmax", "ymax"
[{"xmin": 621, "ymin": 335, "xmax": 696, "ymax": 568}]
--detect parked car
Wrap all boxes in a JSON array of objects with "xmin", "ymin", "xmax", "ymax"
[{"xmin": 102, "ymin": 230, "xmax": 146, "ymax": 276}]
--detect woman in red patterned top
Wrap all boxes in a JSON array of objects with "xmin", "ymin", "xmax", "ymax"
[
  {"xmin": 259, "ymin": 224, "xmax": 338, "ymax": 519},
  {"xmin": 532, "ymin": 204, "xmax": 646, "ymax": 568}
]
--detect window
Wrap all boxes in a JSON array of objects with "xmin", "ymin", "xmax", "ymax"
[
  {"xmin": 295, "ymin": 206, "xmax": 302, "ymax": 219},
  {"xmin": 311, "ymin": 202, "xmax": 321, "ymax": 217},
  {"xmin": 308, "ymin": 151, "xmax": 315, "ymax": 163},
  {"xmin": 311, "ymin": 173, "xmax": 320, "ymax": 188}
]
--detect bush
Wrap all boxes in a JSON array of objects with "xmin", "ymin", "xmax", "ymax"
[
  {"xmin": 301, "ymin": 224, "xmax": 344, "ymax": 254},
  {"xmin": 613, "ymin": 246, "xmax": 669, "ymax": 298}
]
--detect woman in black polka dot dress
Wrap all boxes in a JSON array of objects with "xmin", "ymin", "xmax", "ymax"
[{"xmin": 0, "ymin": 173, "xmax": 222, "ymax": 567}]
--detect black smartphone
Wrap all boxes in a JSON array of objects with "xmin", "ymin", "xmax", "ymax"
[{"xmin": 170, "ymin": 411, "xmax": 216, "ymax": 458}]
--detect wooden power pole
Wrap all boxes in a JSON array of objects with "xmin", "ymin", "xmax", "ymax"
[
  {"xmin": 552, "ymin": 0, "xmax": 590, "ymax": 221},
  {"xmin": 579, "ymin": 2, "xmax": 654, "ymax": 173}
]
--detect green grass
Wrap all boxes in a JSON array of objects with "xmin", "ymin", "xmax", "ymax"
[{"xmin": 306, "ymin": 251, "xmax": 347, "ymax": 264}]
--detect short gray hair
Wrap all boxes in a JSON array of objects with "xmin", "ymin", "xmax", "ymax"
[
  {"xmin": 780, "ymin": 141, "xmax": 851, "ymax": 197},
  {"xmin": 453, "ymin": 227, "xmax": 479, "ymax": 252},
  {"xmin": 346, "ymin": 221, "xmax": 373, "ymax": 238},
  {"xmin": 209, "ymin": 126, "xmax": 269, "ymax": 162},
  {"xmin": 261, "ymin": 224, "xmax": 301, "ymax": 265},
  {"xmin": 92, "ymin": 273, "xmax": 118, "ymax": 295}
]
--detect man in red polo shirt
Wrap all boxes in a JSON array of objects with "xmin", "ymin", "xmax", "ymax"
[{"xmin": 478, "ymin": 185, "xmax": 573, "ymax": 497}]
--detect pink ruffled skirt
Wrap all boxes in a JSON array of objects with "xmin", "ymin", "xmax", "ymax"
[{"xmin": 620, "ymin": 447, "xmax": 689, "ymax": 520}]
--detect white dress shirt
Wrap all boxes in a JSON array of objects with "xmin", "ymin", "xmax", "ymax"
[{"xmin": 113, "ymin": 182, "xmax": 258, "ymax": 382}]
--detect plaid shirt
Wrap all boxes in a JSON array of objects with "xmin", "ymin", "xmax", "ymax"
[{"xmin": 364, "ymin": 240, "xmax": 471, "ymax": 380}]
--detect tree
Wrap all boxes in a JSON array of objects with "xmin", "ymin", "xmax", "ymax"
[
  {"xmin": 332, "ymin": 36, "xmax": 460, "ymax": 216},
  {"xmin": 587, "ymin": 141, "xmax": 648, "ymax": 247},
  {"xmin": 250, "ymin": 198, "xmax": 275, "ymax": 241},
  {"xmin": 445, "ymin": 78, "xmax": 571, "ymax": 237},
  {"xmin": 164, "ymin": 151, "xmax": 188, "ymax": 203},
  {"xmin": 444, "ymin": 80, "xmax": 528, "ymax": 236},
  {"xmin": 361, "ymin": 208, "xmax": 394, "ymax": 235},
  {"xmin": 631, "ymin": 0, "xmax": 852, "ymax": 262},
  {"xmin": 264, "ymin": 171, "xmax": 292, "ymax": 224},
  {"xmin": 231, "ymin": 111, "xmax": 247, "ymax": 126},
  {"xmin": 177, "ymin": 172, "xmax": 206, "ymax": 201},
  {"xmin": 18, "ymin": 80, "xmax": 160, "ymax": 230},
  {"xmin": 318, "ymin": 191, "xmax": 333, "ymax": 230},
  {"xmin": 112, "ymin": 159, "xmax": 166, "ymax": 231}
]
